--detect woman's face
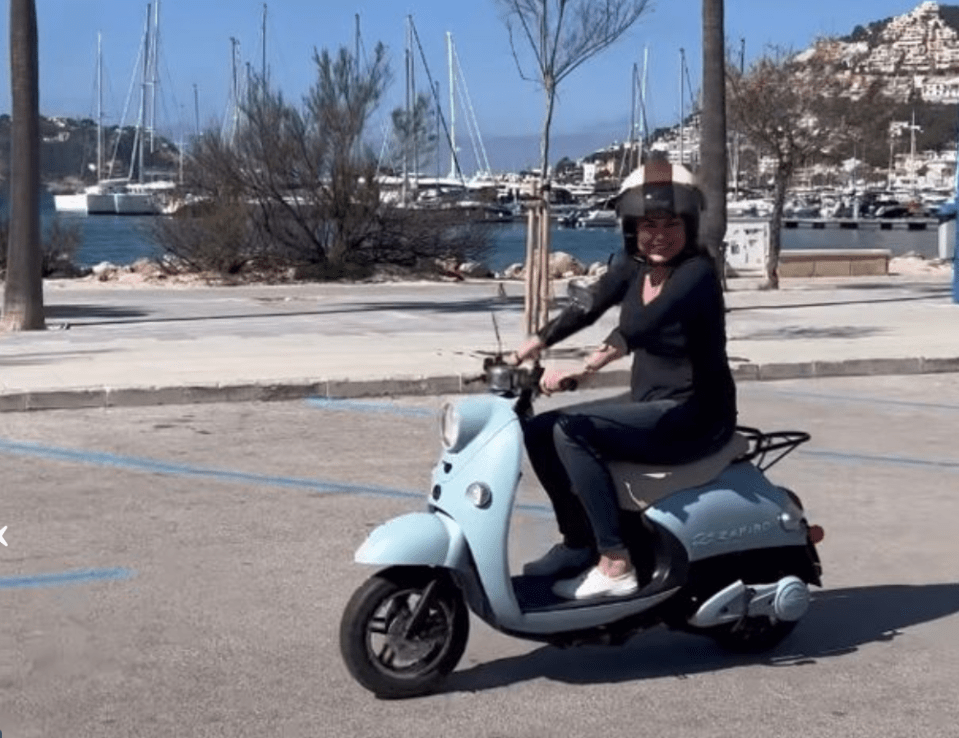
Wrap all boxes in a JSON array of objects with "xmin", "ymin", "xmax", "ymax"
[{"xmin": 636, "ymin": 209, "xmax": 686, "ymax": 264}]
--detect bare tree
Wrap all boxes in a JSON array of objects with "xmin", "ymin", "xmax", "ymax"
[
  {"xmin": 700, "ymin": 0, "xmax": 727, "ymax": 287},
  {"xmin": 726, "ymin": 45, "xmax": 847, "ymax": 289},
  {"xmin": 160, "ymin": 44, "xmax": 492, "ymax": 280},
  {"xmin": 2, "ymin": 0, "xmax": 45, "ymax": 331},
  {"xmin": 180, "ymin": 46, "xmax": 392, "ymax": 276},
  {"xmin": 494, "ymin": 0, "xmax": 652, "ymax": 332}
]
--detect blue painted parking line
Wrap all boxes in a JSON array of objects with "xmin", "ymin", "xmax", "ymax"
[
  {"xmin": 0, "ymin": 567, "xmax": 135, "ymax": 590},
  {"xmin": 305, "ymin": 397, "xmax": 437, "ymax": 418},
  {"xmin": 0, "ymin": 438, "xmax": 424, "ymax": 499},
  {"xmin": 744, "ymin": 386, "xmax": 959, "ymax": 412},
  {"xmin": 801, "ymin": 448, "xmax": 959, "ymax": 471},
  {"xmin": 0, "ymin": 438, "xmax": 552, "ymax": 516}
]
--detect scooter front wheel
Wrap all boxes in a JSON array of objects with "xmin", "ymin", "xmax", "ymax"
[{"xmin": 339, "ymin": 566, "xmax": 469, "ymax": 699}]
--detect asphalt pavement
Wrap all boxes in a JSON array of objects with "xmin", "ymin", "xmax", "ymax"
[
  {"xmin": 2, "ymin": 376, "xmax": 959, "ymax": 736},
  {"xmin": 1, "ymin": 266, "xmax": 958, "ymax": 412}
]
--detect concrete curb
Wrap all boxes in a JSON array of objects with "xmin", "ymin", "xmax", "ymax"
[{"xmin": 2, "ymin": 356, "xmax": 959, "ymax": 412}]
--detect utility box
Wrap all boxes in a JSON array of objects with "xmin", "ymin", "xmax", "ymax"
[
  {"xmin": 937, "ymin": 217, "xmax": 956, "ymax": 260},
  {"xmin": 724, "ymin": 218, "xmax": 770, "ymax": 274}
]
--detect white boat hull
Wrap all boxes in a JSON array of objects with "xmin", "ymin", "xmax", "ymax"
[
  {"xmin": 85, "ymin": 193, "xmax": 116, "ymax": 214},
  {"xmin": 113, "ymin": 192, "xmax": 162, "ymax": 215},
  {"xmin": 52, "ymin": 193, "xmax": 89, "ymax": 213},
  {"xmin": 54, "ymin": 180, "xmax": 172, "ymax": 216}
]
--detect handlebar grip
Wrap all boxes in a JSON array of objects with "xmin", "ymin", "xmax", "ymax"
[{"xmin": 558, "ymin": 377, "xmax": 578, "ymax": 392}]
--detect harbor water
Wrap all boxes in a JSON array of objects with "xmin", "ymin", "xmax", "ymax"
[{"xmin": 34, "ymin": 192, "xmax": 942, "ymax": 273}]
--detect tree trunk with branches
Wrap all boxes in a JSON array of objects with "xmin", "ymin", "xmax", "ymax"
[
  {"xmin": 495, "ymin": 0, "xmax": 652, "ymax": 333},
  {"xmin": 2, "ymin": 0, "xmax": 45, "ymax": 331},
  {"xmin": 726, "ymin": 45, "xmax": 850, "ymax": 289}
]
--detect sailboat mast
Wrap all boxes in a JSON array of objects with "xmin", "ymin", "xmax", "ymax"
[
  {"xmin": 910, "ymin": 109, "xmax": 918, "ymax": 197},
  {"xmin": 96, "ymin": 32, "xmax": 103, "ymax": 181},
  {"xmin": 630, "ymin": 62, "xmax": 637, "ymax": 171},
  {"xmin": 149, "ymin": 0, "xmax": 160, "ymax": 155},
  {"xmin": 262, "ymin": 3, "xmax": 268, "ymax": 83},
  {"xmin": 137, "ymin": 3, "xmax": 151, "ymax": 183},
  {"xmin": 402, "ymin": 16, "xmax": 411, "ymax": 204},
  {"xmin": 448, "ymin": 31, "xmax": 455, "ymax": 179},
  {"xmin": 679, "ymin": 48, "xmax": 685, "ymax": 167},
  {"xmin": 640, "ymin": 46, "xmax": 649, "ymax": 159},
  {"xmin": 229, "ymin": 36, "xmax": 240, "ymax": 145}
]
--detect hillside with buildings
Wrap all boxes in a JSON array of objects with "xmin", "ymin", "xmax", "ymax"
[
  {"xmin": 573, "ymin": 1, "xmax": 959, "ymax": 196},
  {"xmin": 0, "ymin": 114, "xmax": 181, "ymax": 193}
]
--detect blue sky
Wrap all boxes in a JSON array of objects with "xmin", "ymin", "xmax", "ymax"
[{"xmin": 0, "ymin": 0, "xmax": 935, "ymax": 171}]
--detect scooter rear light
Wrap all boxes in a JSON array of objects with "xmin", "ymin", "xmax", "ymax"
[{"xmin": 808, "ymin": 525, "xmax": 825, "ymax": 544}]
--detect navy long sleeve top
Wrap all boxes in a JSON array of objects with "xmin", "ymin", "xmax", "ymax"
[{"xmin": 538, "ymin": 251, "xmax": 737, "ymax": 427}]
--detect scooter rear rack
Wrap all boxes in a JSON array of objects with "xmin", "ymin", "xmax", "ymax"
[{"xmin": 734, "ymin": 426, "xmax": 810, "ymax": 472}]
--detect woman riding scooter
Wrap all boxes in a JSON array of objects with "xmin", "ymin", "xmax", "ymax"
[{"xmin": 513, "ymin": 157, "xmax": 737, "ymax": 600}]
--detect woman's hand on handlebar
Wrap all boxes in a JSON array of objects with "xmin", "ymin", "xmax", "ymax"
[
  {"xmin": 539, "ymin": 367, "xmax": 586, "ymax": 396},
  {"xmin": 510, "ymin": 336, "xmax": 546, "ymax": 366}
]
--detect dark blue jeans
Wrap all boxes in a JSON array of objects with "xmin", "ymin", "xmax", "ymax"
[{"xmin": 524, "ymin": 393, "xmax": 732, "ymax": 553}]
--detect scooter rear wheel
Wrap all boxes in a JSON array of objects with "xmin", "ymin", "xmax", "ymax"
[
  {"xmin": 710, "ymin": 617, "xmax": 797, "ymax": 654},
  {"xmin": 339, "ymin": 566, "xmax": 469, "ymax": 699}
]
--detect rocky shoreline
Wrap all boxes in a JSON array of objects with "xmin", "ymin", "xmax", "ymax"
[{"xmin": 30, "ymin": 251, "xmax": 953, "ymax": 292}]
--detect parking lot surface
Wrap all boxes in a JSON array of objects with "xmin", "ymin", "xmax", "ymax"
[{"xmin": 1, "ymin": 373, "xmax": 958, "ymax": 737}]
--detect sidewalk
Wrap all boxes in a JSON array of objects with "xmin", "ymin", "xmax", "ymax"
[{"xmin": 1, "ymin": 268, "xmax": 957, "ymax": 412}]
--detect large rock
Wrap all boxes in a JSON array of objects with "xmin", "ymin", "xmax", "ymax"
[
  {"xmin": 458, "ymin": 260, "xmax": 493, "ymax": 278},
  {"xmin": 549, "ymin": 251, "xmax": 586, "ymax": 278},
  {"xmin": 497, "ymin": 253, "xmax": 588, "ymax": 280},
  {"xmin": 92, "ymin": 261, "xmax": 119, "ymax": 281}
]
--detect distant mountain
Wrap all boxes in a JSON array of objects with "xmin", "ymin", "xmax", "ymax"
[{"xmin": 0, "ymin": 114, "xmax": 180, "ymax": 191}]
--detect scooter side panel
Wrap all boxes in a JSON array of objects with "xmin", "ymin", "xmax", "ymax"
[
  {"xmin": 645, "ymin": 463, "xmax": 806, "ymax": 562},
  {"xmin": 355, "ymin": 512, "xmax": 468, "ymax": 571},
  {"xmin": 431, "ymin": 409, "xmax": 525, "ymax": 627}
]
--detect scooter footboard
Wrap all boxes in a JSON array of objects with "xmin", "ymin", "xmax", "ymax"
[{"xmin": 355, "ymin": 512, "xmax": 469, "ymax": 571}]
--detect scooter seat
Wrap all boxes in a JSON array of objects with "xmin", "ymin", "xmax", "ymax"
[{"xmin": 609, "ymin": 433, "xmax": 751, "ymax": 512}]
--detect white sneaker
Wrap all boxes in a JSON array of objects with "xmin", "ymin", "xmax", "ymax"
[
  {"xmin": 522, "ymin": 544, "xmax": 593, "ymax": 577},
  {"xmin": 553, "ymin": 565, "xmax": 639, "ymax": 600}
]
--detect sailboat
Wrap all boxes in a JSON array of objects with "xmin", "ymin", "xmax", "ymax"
[
  {"xmin": 52, "ymin": 32, "xmax": 107, "ymax": 213},
  {"xmin": 53, "ymin": 2, "xmax": 176, "ymax": 216}
]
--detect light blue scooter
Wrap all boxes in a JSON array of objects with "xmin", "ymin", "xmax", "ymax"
[{"xmin": 339, "ymin": 358, "xmax": 824, "ymax": 698}]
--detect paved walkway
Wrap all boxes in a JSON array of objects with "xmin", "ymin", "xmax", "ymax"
[{"xmin": 1, "ymin": 269, "xmax": 957, "ymax": 411}]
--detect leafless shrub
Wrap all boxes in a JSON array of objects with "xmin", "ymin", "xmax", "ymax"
[
  {"xmin": 148, "ymin": 199, "xmax": 272, "ymax": 276},
  {"xmin": 152, "ymin": 40, "xmax": 493, "ymax": 283}
]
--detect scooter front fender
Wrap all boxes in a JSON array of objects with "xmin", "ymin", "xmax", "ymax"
[{"xmin": 355, "ymin": 512, "xmax": 468, "ymax": 571}]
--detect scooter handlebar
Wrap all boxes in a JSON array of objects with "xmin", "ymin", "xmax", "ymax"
[{"xmin": 482, "ymin": 356, "xmax": 542, "ymax": 394}]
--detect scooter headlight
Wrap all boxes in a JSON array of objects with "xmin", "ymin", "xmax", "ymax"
[{"xmin": 440, "ymin": 402, "xmax": 461, "ymax": 450}]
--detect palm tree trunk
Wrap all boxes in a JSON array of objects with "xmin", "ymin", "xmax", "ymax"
[
  {"xmin": 2, "ymin": 0, "xmax": 45, "ymax": 331},
  {"xmin": 700, "ymin": 0, "xmax": 727, "ymax": 288}
]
